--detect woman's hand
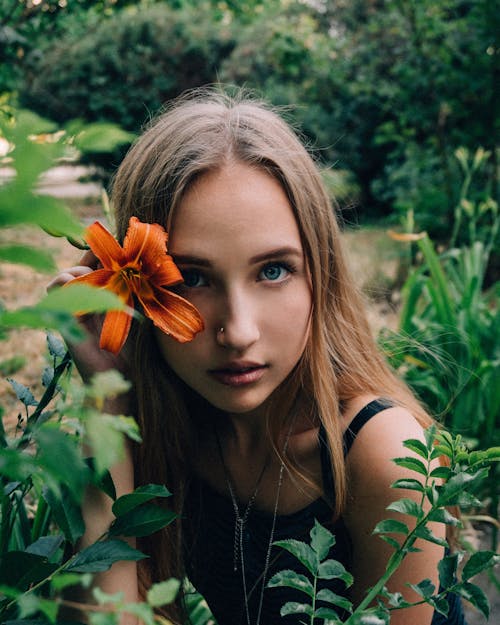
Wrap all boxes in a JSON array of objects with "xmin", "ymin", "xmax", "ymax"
[{"xmin": 47, "ymin": 250, "xmax": 131, "ymax": 385}]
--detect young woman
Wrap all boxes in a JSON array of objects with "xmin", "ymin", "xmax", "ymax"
[{"xmin": 51, "ymin": 90, "xmax": 467, "ymax": 625}]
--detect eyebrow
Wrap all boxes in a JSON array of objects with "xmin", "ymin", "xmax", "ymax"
[{"xmin": 171, "ymin": 246, "xmax": 303, "ymax": 266}]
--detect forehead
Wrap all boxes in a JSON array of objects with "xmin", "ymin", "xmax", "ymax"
[{"xmin": 168, "ymin": 163, "xmax": 303, "ymax": 256}]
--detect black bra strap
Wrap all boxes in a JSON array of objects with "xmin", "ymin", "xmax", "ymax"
[
  {"xmin": 343, "ymin": 398, "xmax": 394, "ymax": 454},
  {"xmin": 319, "ymin": 398, "xmax": 394, "ymax": 505}
]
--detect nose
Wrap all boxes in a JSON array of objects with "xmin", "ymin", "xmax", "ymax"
[{"xmin": 216, "ymin": 290, "xmax": 260, "ymax": 352}]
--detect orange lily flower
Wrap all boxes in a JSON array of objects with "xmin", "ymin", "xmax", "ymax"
[{"xmin": 72, "ymin": 216, "xmax": 204, "ymax": 354}]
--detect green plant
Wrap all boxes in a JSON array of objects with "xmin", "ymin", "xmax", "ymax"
[{"xmin": 269, "ymin": 426, "xmax": 500, "ymax": 624}]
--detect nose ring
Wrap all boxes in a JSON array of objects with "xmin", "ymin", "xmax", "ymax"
[{"xmin": 216, "ymin": 326, "xmax": 225, "ymax": 345}]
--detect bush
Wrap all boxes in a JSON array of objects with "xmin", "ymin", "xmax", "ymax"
[{"xmin": 19, "ymin": 3, "xmax": 235, "ymax": 132}]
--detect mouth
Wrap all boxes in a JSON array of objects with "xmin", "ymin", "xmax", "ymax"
[{"xmin": 208, "ymin": 363, "xmax": 268, "ymax": 387}]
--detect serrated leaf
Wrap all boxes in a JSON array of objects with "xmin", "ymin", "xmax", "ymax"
[
  {"xmin": 391, "ymin": 478, "xmax": 424, "ymax": 492},
  {"xmin": 402, "ymin": 438, "xmax": 429, "ymax": 459},
  {"xmin": 147, "ymin": 578, "xmax": 181, "ymax": 607},
  {"xmin": 313, "ymin": 606, "xmax": 344, "ymax": 623},
  {"xmin": 386, "ymin": 498, "xmax": 422, "ymax": 517},
  {"xmin": 429, "ymin": 594, "xmax": 450, "ymax": 616},
  {"xmin": 273, "ymin": 539, "xmax": 318, "ymax": 574},
  {"xmin": 108, "ymin": 504, "xmax": 176, "ymax": 538},
  {"xmin": 436, "ymin": 471, "xmax": 483, "ymax": 506},
  {"xmin": 316, "ymin": 588, "xmax": 353, "ymax": 611},
  {"xmin": 462, "ymin": 551, "xmax": 500, "ymax": 581},
  {"xmin": 7, "ymin": 378, "xmax": 38, "ymax": 407},
  {"xmin": 280, "ymin": 601, "xmax": 313, "ymax": 617},
  {"xmin": 112, "ymin": 484, "xmax": 172, "ymax": 517},
  {"xmin": 66, "ymin": 539, "xmax": 147, "ymax": 573},
  {"xmin": 456, "ymin": 582, "xmax": 489, "ymax": 618},
  {"xmin": 427, "ymin": 507, "xmax": 461, "ymax": 526},
  {"xmin": 429, "ymin": 466, "xmax": 453, "ymax": 479},
  {"xmin": 373, "ymin": 519, "xmax": 409, "ymax": 535},
  {"xmin": 414, "ymin": 524, "xmax": 448, "ymax": 547},
  {"xmin": 408, "ymin": 578, "xmax": 435, "ymax": 598},
  {"xmin": 393, "ymin": 456, "xmax": 428, "ymax": 476},
  {"xmin": 317, "ymin": 559, "xmax": 353, "ymax": 586},
  {"xmin": 47, "ymin": 333, "xmax": 67, "ymax": 359},
  {"xmin": 438, "ymin": 553, "xmax": 459, "ymax": 589},
  {"xmin": 310, "ymin": 519, "xmax": 335, "ymax": 560},
  {"xmin": 267, "ymin": 570, "xmax": 314, "ymax": 597}
]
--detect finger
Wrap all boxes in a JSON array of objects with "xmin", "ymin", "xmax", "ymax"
[
  {"xmin": 79, "ymin": 249, "xmax": 100, "ymax": 270},
  {"xmin": 46, "ymin": 266, "xmax": 93, "ymax": 291}
]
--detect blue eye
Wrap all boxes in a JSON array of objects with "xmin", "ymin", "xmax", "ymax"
[
  {"xmin": 259, "ymin": 263, "xmax": 291, "ymax": 282},
  {"xmin": 181, "ymin": 269, "xmax": 207, "ymax": 288}
]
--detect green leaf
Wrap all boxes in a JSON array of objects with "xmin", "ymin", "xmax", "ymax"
[
  {"xmin": 0, "ymin": 551, "xmax": 58, "ymax": 591},
  {"xmin": 408, "ymin": 578, "xmax": 435, "ymax": 599},
  {"xmin": 315, "ymin": 588, "xmax": 353, "ymax": 611},
  {"xmin": 373, "ymin": 519, "xmax": 409, "ymax": 535},
  {"xmin": 0, "ymin": 244, "xmax": 56, "ymax": 272},
  {"xmin": 313, "ymin": 606, "xmax": 344, "ymax": 623},
  {"xmin": 379, "ymin": 535, "xmax": 402, "ymax": 551},
  {"xmin": 108, "ymin": 504, "xmax": 177, "ymax": 538},
  {"xmin": 427, "ymin": 508, "xmax": 461, "ymax": 526},
  {"xmin": 267, "ymin": 570, "xmax": 314, "ymax": 597},
  {"xmin": 436, "ymin": 471, "xmax": 484, "ymax": 506},
  {"xmin": 347, "ymin": 607, "xmax": 389, "ymax": 624},
  {"xmin": 25, "ymin": 535, "xmax": 64, "ymax": 558},
  {"xmin": 7, "ymin": 378, "xmax": 38, "ymax": 407},
  {"xmin": 462, "ymin": 551, "xmax": 500, "ymax": 581},
  {"xmin": 423, "ymin": 424, "xmax": 438, "ymax": 450},
  {"xmin": 46, "ymin": 333, "xmax": 67, "ymax": 359},
  {"xmin": 34, "ymin": 425, "xmax": 89, "ymax": 500},
  {"xmin": 51, "ymin": 571, "xmax": 93, "ymax": 591},
  {"xmin": 87, "ymin": 370, "xmax": 132, "ymax": 402},
  {"xmin": 74, "ymin": 122, "xmax": 135, "ymax": 153},
  {"xmin": 273, "ymin": 539, "xmax": 318, "ymax": 575},
  {"xmin": 42, "ymin": 485, "xmax": 85, "ymax": 545},
  {"xmin": 35, "ymin": 283, "xmax": 127, "ymax": 315},
  {"xmin": 66, "ymin": 539, "xmax": 147, "ymax": 573},
  {"xmin": 317, "ymin": 559, "xmax": 353, "ymax": 586},
  {"xmin": 89, "ymin": 613, "xmax": 118, "ymax": 625},
  {"xmin": 147, "ymin": 578, "xmax": 181, "ymax": 607},
  {"xmin": 310, "ymin": 519, "xmax": 335, "ymax": 560},
  {"xmin": 393, "ymin": 456, "xmax": 428, "ymax": 476},
  {"xmin": 391, "ymin": 478, "xmax": 424, "ymax": 492},
  {"xmin": 429, "ymin": 466, "xmax": 453, "ymax": 479},
  {"xmin": 429, "ymin": 594, "xmax": 450, "ymax": 616},
  {"xmin": 402, "ymin": 438, "xmax": 429, "ymax": 459},
  {"xmin": 386, "ymin": 498, "xmax": 423, "ymax": 517},
  {"xmin": 414, "ymin": 524, "xmax": 448, "ymax": 547},
  {"xmin": 456, "ymin": 582, "xmax": 489, "ymax": 619},
  {"xmin": 438, "ymin": 553, "xmax": 459, "ymax": 589},
  {"xmin": 280, "ymin": 601, "xmax": 313, "ymax": 617},
  {"xmin": 113, "ymin": 484, "xmax": 172, "ymax": 517}
]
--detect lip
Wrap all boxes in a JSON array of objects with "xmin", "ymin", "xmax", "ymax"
[{"xmin": 208, "ymin": 361, "xmax": 268, "ymax": 387}]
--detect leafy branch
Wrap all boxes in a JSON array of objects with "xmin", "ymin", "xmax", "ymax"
[{"xmin": 269, "ymin": 425, "xmax": 500, "ymax": 624}]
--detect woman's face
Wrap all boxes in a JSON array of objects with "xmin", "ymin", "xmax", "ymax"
[{"xmin": 156, "ymin": 162, "xmax": 312, "ymax": 416}]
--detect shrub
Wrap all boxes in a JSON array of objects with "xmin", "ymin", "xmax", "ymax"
[{"xmin": 19, "ymin": 3, "xmax": 235, "ymax": 132}]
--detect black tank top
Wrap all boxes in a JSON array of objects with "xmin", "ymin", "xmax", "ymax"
[{"xmin": 182, "ymin": 399, "xmax": 467, "ymax": 625}]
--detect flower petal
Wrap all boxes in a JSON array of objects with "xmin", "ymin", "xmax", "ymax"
[
  {"xmin": 70, "ymin": 269, "xmax": 115, "ymax": 288},
  {"xmin": 150, "ymin": 254, "xmax": 183, "ymax": 287},
  {"xmin": 100, "ymin": 308, "xmax": 133, "ymax": 354},
  {"xmin": 138, "ymin": 287, "xmax": 204, "ymax": 342},
  {"xmin": 124, "ymin": 217, "xmax": 169, "ymax": 273},
  {"xmin": 85, "ymin": 221, "xmax": 127, "ymax": 269}
]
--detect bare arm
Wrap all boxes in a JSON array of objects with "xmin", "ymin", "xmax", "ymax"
[{"xmin": 343, "ymin": 406, "xmax": 444, "ymax": 625}]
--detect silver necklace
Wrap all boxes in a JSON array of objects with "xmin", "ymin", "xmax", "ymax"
[{"xmin": 214, "ymin": 426, "xmax": 290, "ymax": 625}]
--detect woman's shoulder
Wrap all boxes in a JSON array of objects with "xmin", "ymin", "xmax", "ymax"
[{"xmin": 342, "ymin": 394, "xmax": 431, "ymax": 491}]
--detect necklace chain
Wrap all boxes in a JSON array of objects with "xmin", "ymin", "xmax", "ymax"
[{"xmin": 214, "ymin": 426, "xmax": 290, "ymax": 625}]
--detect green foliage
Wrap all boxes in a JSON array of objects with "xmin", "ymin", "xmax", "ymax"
[
  {"xmin": 19, "ymin": 3, "xmax": 235, "ymax": 133},
  {"xmin": 270, "ymin": 426, "xmax": 500, "ymax": 623}
]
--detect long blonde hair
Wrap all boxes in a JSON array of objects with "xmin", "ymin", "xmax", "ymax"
[{"xmin": 110, "ymin": 88, "xmax": 431, "ymax": 621}]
